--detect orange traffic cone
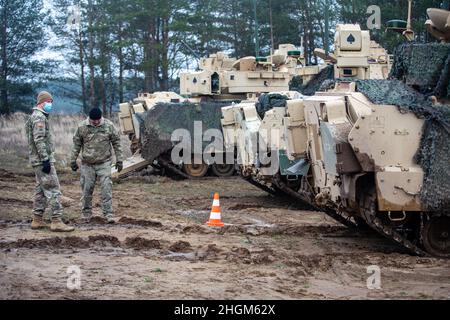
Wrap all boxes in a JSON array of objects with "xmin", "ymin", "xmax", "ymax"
[{"xmin": 207, "ymin": 193, "xmax": 225, "ymax": 227}]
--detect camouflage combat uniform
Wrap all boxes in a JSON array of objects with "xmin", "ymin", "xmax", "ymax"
[
  {"xmin": 25, "ymin": 108, "xmax": 63, "ymax": 219},
  {"xmin": 70, "ymin": 118, "xmax": 123, "ymax": 219}
]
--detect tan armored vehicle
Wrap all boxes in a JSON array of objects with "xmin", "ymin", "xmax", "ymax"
[
  {"xmin": 180, "ymin": 43, "xmax": 336, "ymax": 101},
  {"xmin": 314, "ymin": 24, "xmax": 392, "ymax": 80},
  {"xmin": 115, "ymin": 44, "xmax": 324, "ymax": 179},
  {"xmin": 221, "ymin": 16, "xmax": 450, "ymax": 257},
  {"xmin": 181, "ymin": 51, "xmax": 288, "ymax": 100},
  {"xmin": 115, "ymin": 22, "xmax": 393, "ymax": 180},
  {"xmin": 223, "ymin": 24, "xmax": 393, "ymax": 179}
]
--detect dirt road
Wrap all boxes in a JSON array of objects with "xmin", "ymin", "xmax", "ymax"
[{"xmin": 0, "ymin": 167, "xmax": 449, "ymax": 300}]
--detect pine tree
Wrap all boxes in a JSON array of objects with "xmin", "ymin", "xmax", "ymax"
[{"xmin": 0, "ymin": 0, "xmax": 51, "ymax": 114}]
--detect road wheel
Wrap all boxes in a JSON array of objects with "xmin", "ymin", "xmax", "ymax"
[
  {"xmin": 182, "ymin": 162, "xmax": 209, "ymax": 178},
  {"xmin": 422, "ymin": 216, "xmax": 450, "ymax": 258},
  {"xmin": 211, "ymin": 164, "xmax": 235, "ymax": 177}
]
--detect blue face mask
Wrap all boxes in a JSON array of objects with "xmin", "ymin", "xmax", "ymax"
[{"xmin": 43, "ymin": 102, "xmax": 53, "ymax": 113}]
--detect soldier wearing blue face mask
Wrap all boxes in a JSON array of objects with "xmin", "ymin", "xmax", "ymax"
[{"xmin": 25, "ymin": 91, "xmax": 75, "ymax": 232}]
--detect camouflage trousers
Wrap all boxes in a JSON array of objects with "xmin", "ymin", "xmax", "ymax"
[
  {"xmin": 80, "ymin": 161, "xmax": 113, "ymax": 218},
  {"xmin": 33, "ymin": 164, "xmax": 63, "ymax": 219}
]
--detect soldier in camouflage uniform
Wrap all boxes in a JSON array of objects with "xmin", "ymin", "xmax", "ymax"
[
  {"xmin": 26, "ymin": 91, "xmax": 75, "ymax": 232},
  {"xmin": 70, "ymin": 108, "xmax": 123, "ymax": 224}
]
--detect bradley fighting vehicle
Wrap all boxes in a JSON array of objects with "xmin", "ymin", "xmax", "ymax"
[
  {"xmin": 115, "ymin": 44, "xmax": 329, "ymax": 179},
  {"xmin": 115, "ymin": 28, "xmax": 391, "ymax": 180},
  {"xmin": 221, "ymin": 8, "xmax": 450, "ymax": 257}
]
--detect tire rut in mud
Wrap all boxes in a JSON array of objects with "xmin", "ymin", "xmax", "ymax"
[
  {"xmin": 181, "ymin": 223, "xmax": 355, "ymax": 237},
  {"xmin": 0, "ymin": 234, "xmax": 287, "ymax": 266},
  {"xmin": 0, "ymin": 197, "xmax": 33, "ymax": 206},
  {"xmin": 0, "ymin": 217, "xmax": 165, "ymax": 230}
]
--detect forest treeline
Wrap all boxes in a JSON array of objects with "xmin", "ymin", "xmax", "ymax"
[{"xmin": 0, "ymin": 0, "xmax": 449, "ymax": 114}]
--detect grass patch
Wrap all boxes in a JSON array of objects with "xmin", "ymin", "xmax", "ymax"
[{"xmin": 0, "ymin": 113, "xmax": 131, "ymax": 171}]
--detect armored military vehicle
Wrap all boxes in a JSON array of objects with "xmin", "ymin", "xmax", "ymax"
[
  {"xmin": 222, "ymin": 24, "xmax": 393, "ymax": 190},
  {"xmin": 221, "ymin": 10, "xmax": 450, "ymax": 257},
  {"xmin": 115, "ymin": 26, "xmax": 392, "ymax": 180},
  {"xmin": 115, "ymin": 44, "xmax": 326, "ymax": 179}
]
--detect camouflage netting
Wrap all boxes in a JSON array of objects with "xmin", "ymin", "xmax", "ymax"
[
  {"xmin": 355, "ymin": 79, "xmax": 450, "ymax": 212},
  {"xmin": 255, "ymin": 93, "xmax": 288, "ymax": 119},
  {"xmin": 290, "ymin": 65, "xmax": 335, "ymax": 96},
  {"xmin": 389, "ymin": 42, "xmax": 450, "ymax": 99},
  {"xmin": 318, "ymin": 79, "xmax": 338, "ymax": 92},
  {"xmin": 139, "ymin": 102, "xmax": 229, "ymax": 163}
]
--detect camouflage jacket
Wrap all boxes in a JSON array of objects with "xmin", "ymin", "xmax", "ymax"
[
  {"xmin": 70, "ymin": 118, "xmax": 124, "ymax": 165},
  {"xmin": 25, "ymin": 108, "xmax": 56, "ymax": 167}
]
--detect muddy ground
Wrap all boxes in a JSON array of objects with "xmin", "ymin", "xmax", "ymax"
[{"xmin": 0, "ymin": 164, "xmax": 449, "ymax": 300}]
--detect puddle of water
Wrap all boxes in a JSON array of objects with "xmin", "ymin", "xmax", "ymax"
[
  {"xmin": 245, "ymin": 218, "xmax": 276, "ymax": 228},
  {"xmin": 174, "ymin": 210, "xmax": 211, "ymax": 224},
  {"xmin": 163, "ymin": 252, "xmax": 196, "ymax": 261},
  {"xmin": 175, "ymin": 210, "xmax": 210, "ymax": 218}
]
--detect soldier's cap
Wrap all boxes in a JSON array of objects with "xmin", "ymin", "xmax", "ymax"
[
  {"xmin": 37, "ymin": 91, "xmax": 53, "ymax": 105},
  {"xmin": 89, "ymin": 108, "xmax": 103, "ymax": 120}
]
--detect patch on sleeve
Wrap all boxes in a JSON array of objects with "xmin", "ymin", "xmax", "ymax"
[
  {"xmin": 34, "ymin": 121, "xmax": 45, "ymax": 132},
  {"xmin": 36, "ymin": 122, "xmax": 45, "ymax": 129}
]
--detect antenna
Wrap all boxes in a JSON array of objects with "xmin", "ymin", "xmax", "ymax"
[
  {"xmin": 269, "ymin": 0, "xmax": 274, "ymax": 54},
  {"xmin": 324, "ymin": 0, "xmax": 330, "ymax": 55},
  {"xmin": 407, "ymin": 0, "xmax": 412, "ymax": 30},
  {"xmin": 180, "ymin": 40, "xmax": 201, "ymax": 61},
  {"xmin": 403, "ymin": 0, "xmax": 415, "ymax": 41},
  {"xmin": 269, "ymin": 0, "xmax": 274, "ymax": 71},
  {"xmin": 253, "ymin": 0, "xmax": 260, "ymax": 57}
]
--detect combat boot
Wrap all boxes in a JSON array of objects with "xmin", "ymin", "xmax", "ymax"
[
  {"xmin": 80, "ymin": 217, "xmax": 91, "ymax": 224},
  {"xmin": 106, "ymin": 216, "xmax": 118, "ymax": 224},
  {"xmin": 50, "ymin": 218, "xmax": 75, "ymax": 232},
  {"xmin": 31, "ymin": 215, "xmax": 49, "ymax": 230}
]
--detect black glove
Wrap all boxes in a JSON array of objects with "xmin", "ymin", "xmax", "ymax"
[
  {"xmin": 42, "ymin": 160, "xmax": 51, "ymax": 174},
  {"xmin": 71, "ymin": 161, "xmax": 79, "ymax": 172},
  {"xmin": 116, "ymin": 161, "xmax": 123, "ymax": 173}
]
